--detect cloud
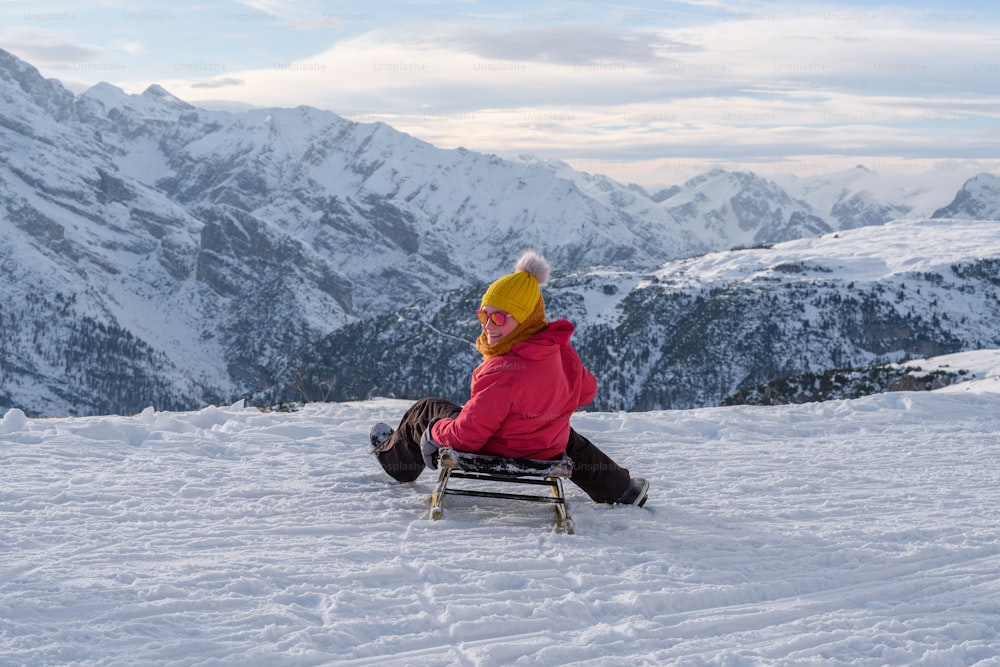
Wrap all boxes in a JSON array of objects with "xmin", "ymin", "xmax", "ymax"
[
  {"xmin": 190, "ymin": 77, "xmax": 245, "ymax": 89},
  {"xmin": 233, "ymin": 0, "xmax": 303, "ymax": 17},
  {"xmin": 442, "ymin": 25, "xmax": 696, "ymax": 66},
  {"xmin": 165, "ymin": 11, "xmax": 998, "ymax": 160},
  {"xmin": 0, "ymin": 27, "xmax": 100, "ymax": 69},
  {"xmin": 66, "ymin": 0, "xmax": 996, "ymax": 186}
]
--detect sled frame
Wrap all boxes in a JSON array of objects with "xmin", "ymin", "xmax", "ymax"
[{"xmin": 430, "ymin": 448, "xmax": 574, "ymax": 534}]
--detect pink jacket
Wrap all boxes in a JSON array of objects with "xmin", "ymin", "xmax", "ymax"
[{"xmin": 431, "ymin": 319, "xmax": 597, "ymax": 459}]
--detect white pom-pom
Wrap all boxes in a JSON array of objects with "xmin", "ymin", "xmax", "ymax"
[{"xmin": 514, "ymin": 250, "xmax": 550, "ymax": 285}]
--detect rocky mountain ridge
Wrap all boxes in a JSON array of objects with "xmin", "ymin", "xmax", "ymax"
[
  {"xmin": 256, "ymin": 219, "xmax": 1000, "ymax": 411},
  {"xmin": 2, "ymin": 47, "xmax": 999, "ymax": 416}
]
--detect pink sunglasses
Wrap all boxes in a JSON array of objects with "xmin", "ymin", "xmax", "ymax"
[{"xmin": 476, "ymin": 309, "xmax": 510, "ymax": 327}]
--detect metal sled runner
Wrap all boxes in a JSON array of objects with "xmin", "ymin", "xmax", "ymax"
[{"xmin": 429, "ymin": 448, "xmax": 575, "ymax": 534}]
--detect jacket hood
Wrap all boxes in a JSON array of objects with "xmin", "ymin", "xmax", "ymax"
[{"xmin": 512, "ymin": 319, "xmax": 574, "ymax": 358}]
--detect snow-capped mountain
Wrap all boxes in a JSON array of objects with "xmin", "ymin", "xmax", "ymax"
[
  {"xmin": 779, "ymin": 165, "xmax": 915, "ymax": 230},
  {"xmin": 581, "ymin": 218, "xmax": 1000, "ymax": 410},
  {"xmin": 2, "ymin": 47, "xmax": 999, "ymax": 416},
  {"xmin": 0, "ymin": 48, "xmax": 690, "ymax": 415},
  {"xmin": 773, "ymin": 164, "xmax": 978, "ymax": 225},
  {"xmin": 258, "ymin": 219, "xmax": 1000, "ymax": 412},
  {"xmin": 932, "ymin": 173, "xmax": 1000, "ymax": 220},
  {"xmin": 656, "ymin": 168, "xmax": 831, "ymax": 249}
]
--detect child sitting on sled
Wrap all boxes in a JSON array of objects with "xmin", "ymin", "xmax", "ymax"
[{"xmin": 369, "ymin": 250, "xmax": 649, "ymax": 507}]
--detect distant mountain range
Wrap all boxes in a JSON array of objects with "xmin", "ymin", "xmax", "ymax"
[
  {"xmin": 2, "ymin": 47, "xmax": 999, "ymax": 416},
  {"xmin": 255, "ymin": 219, "xmax": 1000, "ymax": 411}
]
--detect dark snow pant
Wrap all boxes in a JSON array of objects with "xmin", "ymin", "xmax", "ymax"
[{"xmin": 375, "ymin": 397, "xmax": 632, "ymax": 504}]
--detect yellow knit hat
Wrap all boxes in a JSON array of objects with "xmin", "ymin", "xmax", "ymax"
[{"xmin": 480, "ymin": 251, "xmax": 551, "ymax": 323}]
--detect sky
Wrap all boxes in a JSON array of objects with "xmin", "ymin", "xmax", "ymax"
[{"xmin": 2, "ymin": 0, "xmax": 999, "ymax": 188}]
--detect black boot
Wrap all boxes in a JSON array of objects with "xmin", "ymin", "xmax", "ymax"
[{"xmin": 616, "ymin": 478, "xmax": 649, "ymax": 507}]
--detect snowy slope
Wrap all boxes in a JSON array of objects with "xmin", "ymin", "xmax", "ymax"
[
  {"xmin": 3, "ymin": 351, "xmax": 1000, "ymax": 665},
  {"xmin": 654, "ymin": 217, "xmax": 1000, "ymax": 286}
]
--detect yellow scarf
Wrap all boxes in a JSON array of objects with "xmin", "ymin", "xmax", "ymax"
[{"xmin": 476, "ymin": 297, "xmax": 548, "ymax": 360}]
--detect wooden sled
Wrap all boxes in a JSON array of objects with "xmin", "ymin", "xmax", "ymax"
[{"xmin": 429, "ymin": 447, "xmax": 575, "ymax": 534}]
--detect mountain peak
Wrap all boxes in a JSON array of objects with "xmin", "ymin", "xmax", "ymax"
[
  {"xmin": 81, "ymin": 81, "xmax": 130, "ymax": 110},
  {"xmin": 141, "ymin": 84, "xmax": 193, "ymax": 109}
]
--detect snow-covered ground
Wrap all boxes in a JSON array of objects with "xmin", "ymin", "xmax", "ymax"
[{"xmin": 3, "ymin": 351, "xmax": 1000, "ymax": 666}]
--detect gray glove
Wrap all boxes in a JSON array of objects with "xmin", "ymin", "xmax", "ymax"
[{"xmin": 420, "ymin": 419, "xmax": 442, "ymax": 470}]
